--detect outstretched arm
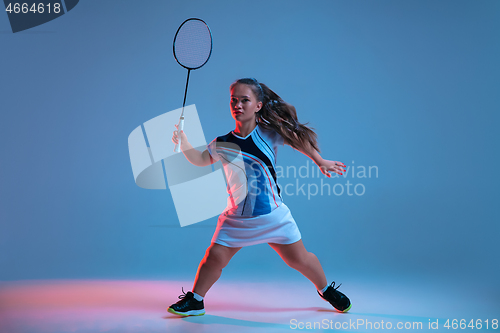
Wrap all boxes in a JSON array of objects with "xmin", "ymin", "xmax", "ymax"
[
  {"xmin": 285, "ymin": 136, "xmax": 346, "ymax": 178},
  {"xmin": 172, "ymin": 124, "xmax": 214, "ymax": 167}
]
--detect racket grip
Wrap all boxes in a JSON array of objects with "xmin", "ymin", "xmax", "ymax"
[{"xmin": 174, "ymin": 117, "xmax": 185, "ymax": 153}]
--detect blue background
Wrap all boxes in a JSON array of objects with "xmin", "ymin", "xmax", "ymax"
[{"xmin": 1, "ymin": 0, "xmax": 498, "ymax": 296}]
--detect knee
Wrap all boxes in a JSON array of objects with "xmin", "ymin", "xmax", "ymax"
[
  {"xmin": 202, "ymin": 247, "xmax": 230, "ymax": 270},
  {"xmin": 285, "ymin": 252, "xmax": 312, "ymax": 270}
]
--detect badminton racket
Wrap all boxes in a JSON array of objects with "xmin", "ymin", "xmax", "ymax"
[{"xmin": 173, "ymin": 18, "xmax": 213, "ymax": 152}]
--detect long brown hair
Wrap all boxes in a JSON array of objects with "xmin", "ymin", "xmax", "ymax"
[{"xmin": 230, "ymin": 78, "xmax": 320, "ymax": 153}]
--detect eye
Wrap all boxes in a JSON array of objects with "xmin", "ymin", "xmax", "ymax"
[{"xmin": 243, "ymin": 99, "xmax": 249, "ymax": 102}]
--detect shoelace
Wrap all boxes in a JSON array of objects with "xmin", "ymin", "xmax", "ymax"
[
  {"xmin": 178, "ymin": 287, "xmax": 188, "ymax": 300},
  {"xmin": 329, "ymin": 281, "xmax": 342, "ymax": 290}
]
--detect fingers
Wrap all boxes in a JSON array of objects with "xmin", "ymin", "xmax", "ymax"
[
  {"xmin": 335, "ymin": 161, "xmax": 346, "ymax": 168},
  {"xmin": 172, "ymin": 126, "xmax": 179, "ymax": 144},
  {"xmin": 335, "ymin": 166, "xmax": 346, "ymax": 175},
  {"xmin": 172, "ymin": 124, "xmax": 186, "ymax": 145},
  {"xmin": 334, "ymin": 161, "xmax": 346, "ymax": 175},
  {"xmin": 328, "ymin": 166, "xmax": 345, "ymax": 176},
  {"xmin": 320, "ymin": 166, "xmax": 333, "ymax": 178},
  {"xmin": 321, "ymin": 161, "xmax": 347, "ymax": 177},
  {"xmin": 174, "ymin": 124, "xmax": 185, "ymax": 136}
]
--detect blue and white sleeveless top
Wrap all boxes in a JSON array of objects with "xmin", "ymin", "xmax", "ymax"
[{"xmin": 207, "ymin": 124, "xmax": 285, "ymax": 217}]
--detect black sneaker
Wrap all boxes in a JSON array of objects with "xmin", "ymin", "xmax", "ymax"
[
  {"xmin": 167, "ymin": 288, "xmax": 205, "ymax": 316},
  {"xmin": 318, "ymin": 281, "xmax": 351, "ymax": 313}
]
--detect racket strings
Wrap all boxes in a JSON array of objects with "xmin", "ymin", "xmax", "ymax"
[{"xmin": 174, "ymin": 21, "xmax": 212, "ymax": 69}]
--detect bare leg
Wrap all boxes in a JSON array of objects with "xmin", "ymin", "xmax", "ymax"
[
  {"xmin": 192, "ymin": 242, "xmax": 241, "ymax": 297},
  {"xmin": 269, "ymin": 240, "xmax": 328, "ymax": 290}
]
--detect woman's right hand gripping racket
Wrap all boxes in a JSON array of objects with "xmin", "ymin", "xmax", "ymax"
[
  {"xmin": 172, "ymin": 124, "xmax": 188, "ymax": 151},
  {"xmin": 172, "ymin": 18, "xmax": 212, "ymax": 152}
]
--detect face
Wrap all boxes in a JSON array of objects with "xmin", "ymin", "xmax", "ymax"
[{"xmin": 230, "ymin": 83, "xmax": 263, "ymax": 123}]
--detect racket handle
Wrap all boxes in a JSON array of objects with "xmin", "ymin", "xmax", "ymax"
[{"xmin": 174, "ymin": 117, "xmax": 185, "ymax": 153}]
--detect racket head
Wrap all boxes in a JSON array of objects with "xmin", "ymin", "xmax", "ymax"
[{"xmin": 173, "ymin": 18, "xmax": 213, "ymax": 70}]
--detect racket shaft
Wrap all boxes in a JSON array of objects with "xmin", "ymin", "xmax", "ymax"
[{"xmin": 174, "ymin": 69, "xmax": 190, "ymax": 153}]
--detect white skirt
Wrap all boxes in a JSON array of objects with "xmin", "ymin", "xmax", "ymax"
[{"xmin": 211, "ymin": 203, "xmax": 302, "ymax": 247}]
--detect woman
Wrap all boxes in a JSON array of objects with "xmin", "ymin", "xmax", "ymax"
[{"xmin": 168, "ymin": 78, "xmax": 351, "ymax": 316}]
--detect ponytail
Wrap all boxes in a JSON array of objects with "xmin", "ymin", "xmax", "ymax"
[{"xmin": 230, "ymin": 78, "xmax": 320, "ymax": 153}]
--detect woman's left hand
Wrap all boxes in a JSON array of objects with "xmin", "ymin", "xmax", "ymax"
[{"xmin": 318, "ymin": 160, "xmax": 346, "ymax": 178}]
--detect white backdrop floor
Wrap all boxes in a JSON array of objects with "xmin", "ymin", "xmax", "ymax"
[{"xmin": 0, "ymin": 275, "xmax": 498, "ymax": 333}]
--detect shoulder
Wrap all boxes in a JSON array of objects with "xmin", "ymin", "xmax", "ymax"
[
  {"xmin": 216, "ymin": 131, "xmax": 234, "ymax": 143},
  {"xmin": 207, "ymin": 131, "xmax": 233, "ymax": 146},
  {"xmin": 208, "ymin": 131, "xmax": 240, "ymax": 157},
  {"xmin": 207, "ymin": 131, "xmax": 232, "ymax": 158},
  {"xmin": 256, "ymin": 124, "xmax": 284, "ymax": 146},
  {"xmin": 255, "ymin": 124, "xmax": 275, "ymax": 138}
]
